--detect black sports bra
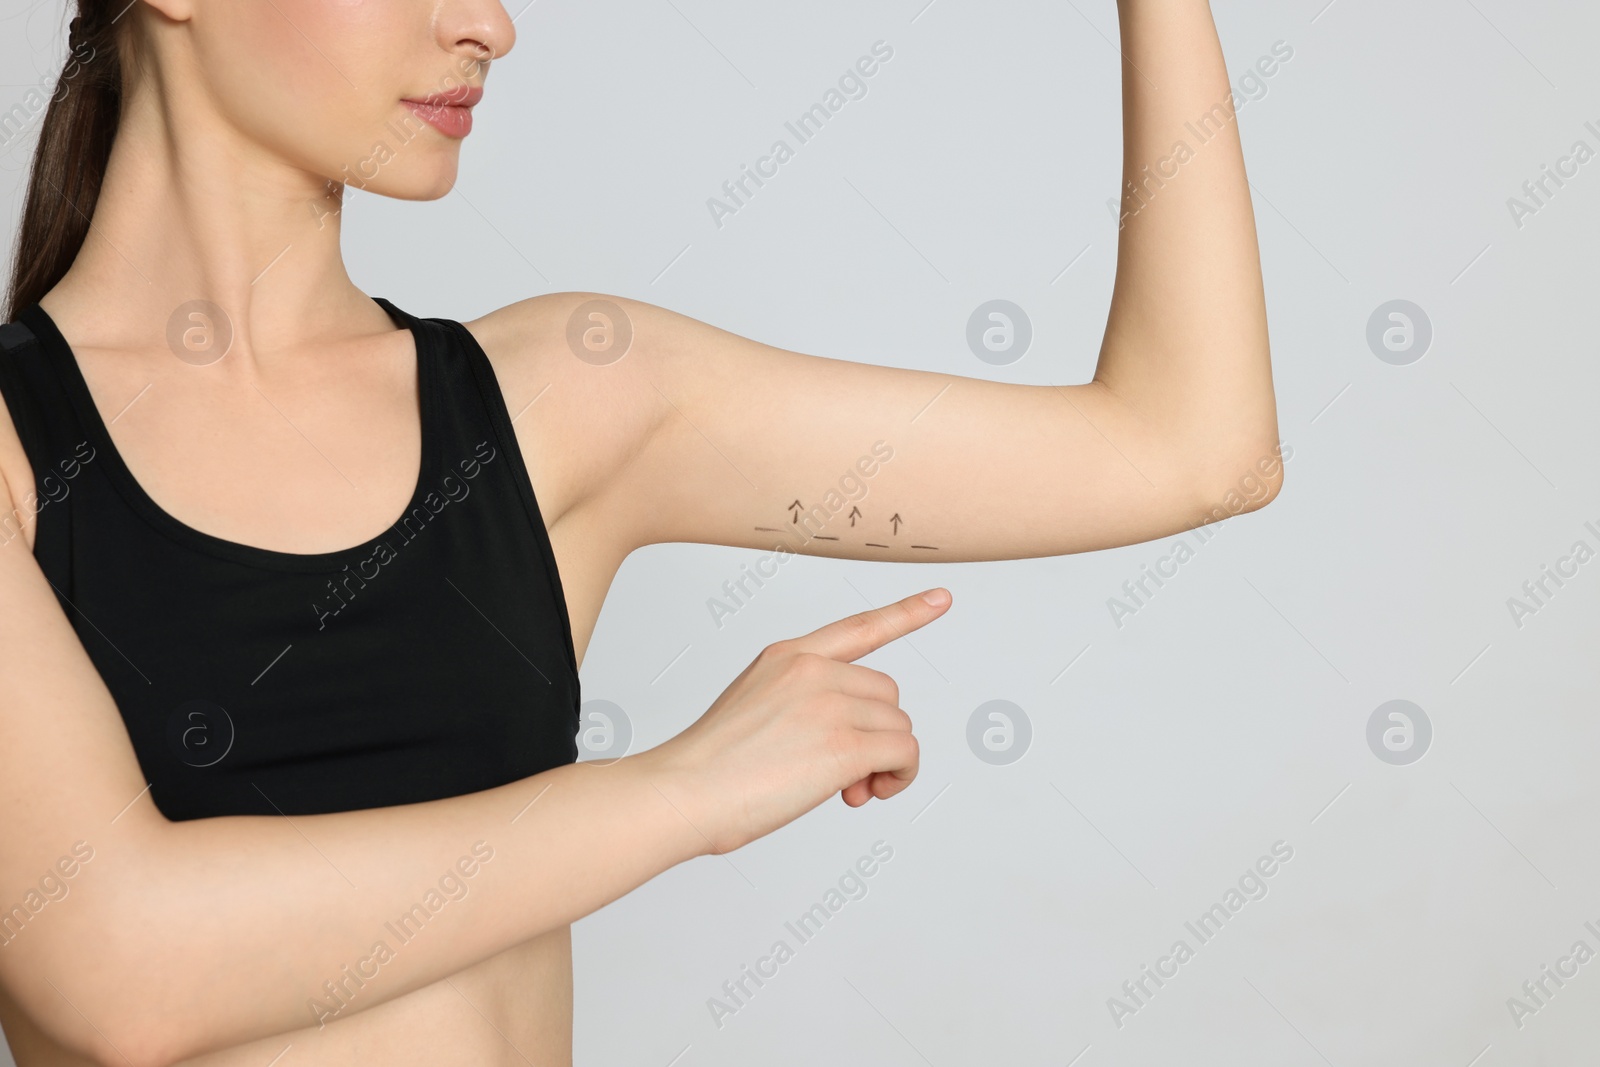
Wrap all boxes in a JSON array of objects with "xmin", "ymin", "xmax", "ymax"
[{"xmin": 0, "ymin": 297, "xmax": 580, "ymax": 821}]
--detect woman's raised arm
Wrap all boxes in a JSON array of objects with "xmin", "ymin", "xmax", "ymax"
[{"xmin": 501, "ymin": 0, "xmax": 1280, "ymax": 565}]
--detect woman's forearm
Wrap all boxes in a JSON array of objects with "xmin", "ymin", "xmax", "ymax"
[
  {"xmin": 1097, "ymin": 0, "xmax": 1279, "ymax": 478},
  {"xmin": 0, "ymin": 462, "xmax": 932, "ymax": 1067},
  {"xmin": 13, "ymin": 748, "xmax": 703, "ymax": 1067}
]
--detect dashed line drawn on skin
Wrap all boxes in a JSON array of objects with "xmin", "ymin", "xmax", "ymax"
[{"xmin": 758, "ymin": 503, "xmax": 939, "ymax": 551}]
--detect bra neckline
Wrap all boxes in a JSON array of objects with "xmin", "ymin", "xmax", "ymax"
[{"xmin": 17, "ymin": 296, "xmax": 442, "ymax": 573}]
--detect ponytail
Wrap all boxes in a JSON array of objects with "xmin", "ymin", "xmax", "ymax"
[{"xmin": 4, "ymin": 2, "xmax": 128, "ymax": 321}]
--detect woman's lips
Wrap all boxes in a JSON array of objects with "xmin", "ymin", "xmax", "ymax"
[{"xmin": 402, "ymin": 87, "xmax": 484, "ymax": 139}]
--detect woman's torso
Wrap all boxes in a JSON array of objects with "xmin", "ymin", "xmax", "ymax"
[{"xmin": 0, "ymin": 294, "xmax": 619, "ymax": 1066}]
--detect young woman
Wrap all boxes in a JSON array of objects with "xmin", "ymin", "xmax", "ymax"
[{"xmin": 0, "ymin": 0, "xmax": 1281, "ymax": 1063}]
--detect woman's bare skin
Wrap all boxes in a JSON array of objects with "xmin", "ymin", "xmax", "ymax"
[{"xmin": 0, "ymin": 0, "xmax": 1280, "ymax": 1063}]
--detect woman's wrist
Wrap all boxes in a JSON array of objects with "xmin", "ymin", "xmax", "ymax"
[{"xmin": 618, "ymin": 743, "xmax": 723, "ymax": 861}]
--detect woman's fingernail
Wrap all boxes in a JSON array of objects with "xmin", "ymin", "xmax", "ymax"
[{"xmin": 921, "ymin": 588, "xmax": 950, "ymax": 608}]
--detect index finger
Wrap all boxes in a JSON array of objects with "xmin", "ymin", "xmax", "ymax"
[{"xmin": 786, "ymin": 588, "xmax": 952, "ymax": 663}]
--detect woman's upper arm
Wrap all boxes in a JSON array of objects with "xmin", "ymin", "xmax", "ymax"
[
  {"xmin": 0, "ymin": 412, "xmax": 165, "ymax": 1061},
  {"xmin": 475, "ymin": 292, "xmax": 1283, "ymax": 565}
]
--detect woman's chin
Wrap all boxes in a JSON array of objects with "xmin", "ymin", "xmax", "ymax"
[{"xmin": 332, "ymin": 156, "xmax": 463, "ymax": 203}]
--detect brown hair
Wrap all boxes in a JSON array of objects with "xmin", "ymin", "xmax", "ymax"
[{"xmin": 4, "ymin": 2, "xmax": 132, "ymax": 322}]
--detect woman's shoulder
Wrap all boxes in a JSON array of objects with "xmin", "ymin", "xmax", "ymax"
[
  {"xmin": 0, "ymin": 365, "xmax": 37, "ymax": 552},
  {"xmin": 451, "ymin": 292, "xmax": 674, "ymax": 531},
  {"xmin": 459, "ymin": 291, "xmax": 645, "ymax": 367}
]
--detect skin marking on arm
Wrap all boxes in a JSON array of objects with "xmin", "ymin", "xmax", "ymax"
[{"xmin": 757, "ymin": 500, "xmax": 940, "ymax": 554}]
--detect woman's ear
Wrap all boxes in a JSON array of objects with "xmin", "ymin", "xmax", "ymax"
[{"xmin": 136, "ymin": 0, "xmax": 194, "ymax": 27}]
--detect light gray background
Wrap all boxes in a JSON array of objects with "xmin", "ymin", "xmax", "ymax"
[{"xmin": 4, "ymin": 0, "xmax": 1599, "ymax": 1064}]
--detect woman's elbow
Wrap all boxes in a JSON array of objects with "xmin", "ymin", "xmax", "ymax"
[
  {"xmin": 1186, "ymin": 438, "xmax": 1289, "ymax": 523},
  {"xmin": 0, "ymin": 907, "xmax": 197, "ymax": 1067}
]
